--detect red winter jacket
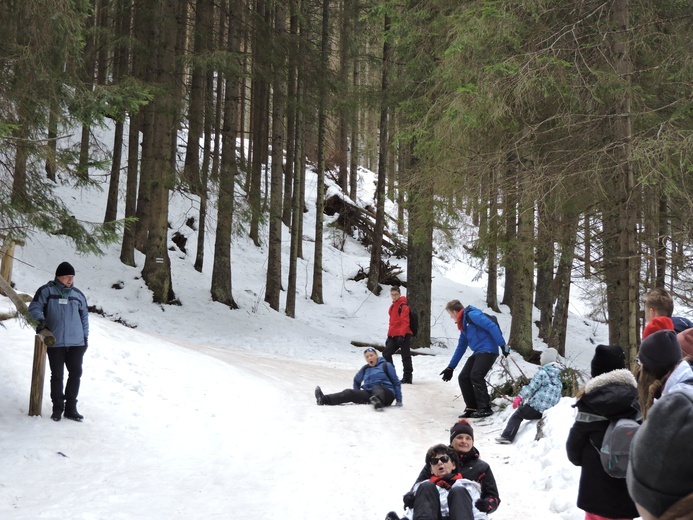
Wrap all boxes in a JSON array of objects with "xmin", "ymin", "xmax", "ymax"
[{"xmin": 388, "ymin": 296, "xmax": 412, "ymax": 337}]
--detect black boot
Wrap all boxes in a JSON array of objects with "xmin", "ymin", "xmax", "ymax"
[
  {"xmin": 471, "ymin": 407, "xmax": 493, "ymax": 418},
  {"xmin": 459, "ymin": 408, "xmax": 477, "ymax": 419},
  {"xmin": 315, "ymin": 386, "xmax": 325, "ymax": 406},
  {"xmin": 64, "ymin": 400, "xmax": 84, "ymax": 422},
  {"xmin": 369, "ymin": 395, "xmax": 384, "ymax": 411},
  {"xmin": 385, "ymin": 512, "xmax": 400, "ymax": 520},
  {"xmin": 51, "ymin": 402, "xmax": 63, "ymax": 422},
  {"xmin": 400, "ymin": 374, "xmax": 413, "ymax": 384}
]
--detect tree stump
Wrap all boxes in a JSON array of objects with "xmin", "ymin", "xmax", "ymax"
[{"xmin": 28, "ymin": 334, "xmax": 48, "ymax": 417}]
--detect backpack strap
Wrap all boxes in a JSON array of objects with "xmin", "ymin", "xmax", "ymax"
[{"xmin": 575, "ymin": 411, "xmax": 609, "ymax": 423}]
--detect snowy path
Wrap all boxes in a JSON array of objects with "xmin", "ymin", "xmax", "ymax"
[{"xmin": 1, "ymin": 319, "xmax": 581, "ymax": 519}]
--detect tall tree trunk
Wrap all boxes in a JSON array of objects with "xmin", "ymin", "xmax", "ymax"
[
  {"xmin": 282, "ymin": 1, "xmax": 298, "ymax": 226},
  {"xmin": 77, "ymin": 5, "xmax": 96, "ymax": 180},
  {"xmin": 603, "ymin": 0, "xmax": 637, "ymax": 365},
  {"xmin": 501, "ymin": 162, "xmax": 518, "ymax": 309},
  {"xmin": 210, "ymin": 0, "xmax": 241, "ymax": 310},
  {"xmin": 140, "ymin": 0, "xmax": 178, "ymax": 304},
  {"xmin": 535, "ymin": 202, "xmax": 554, "ymax": 341},
  {"xmin": 265, "ymin": 0, "xmax": 287, "ymax": 311},
  {"xmin": 45, "ymin": 102, "xmax": 58, "ymax": 181},
  {"xmin": 486, "ymin": 169, "xmax": 500, "ymax": 312},
  {"xmin": 406, "ymin": 155, "xmax": 434, "ymax": 350},
  {"xmin": 336, "ymin": 0, "xmax": 349, "ymax": 193},
  {"xmin": 366, "ymin": 13, "xmax": 391, "ymax": 295},
  {"xmin": 310, "ymin": 0, "xmax": 331, "ymax": 305},
  {"xmin": 508, "ymin": 183, "xmax": 534, "ymax": 358}
]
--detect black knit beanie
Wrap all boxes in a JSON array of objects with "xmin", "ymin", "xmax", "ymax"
[
  {"xmin": 449, "ymin": 419, "xmax": 474, "ymax": 442},
  {"xmin": 627, "ymin": 390, "xmax": 693, "ymax": 517},
  {"xmin": 638, "ymin": 330, "xmax": 682, "ymax": 379},
  {"xmin": 591, "ymin": 344, "xmax": 626, "ymax": 377},
  {"xmin": 55, "ymin": 262, "xmax": 76, "ymax": 277}
]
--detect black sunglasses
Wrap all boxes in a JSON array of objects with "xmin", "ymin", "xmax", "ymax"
[{"xmin": 430, "ymin": 455, "xmax": 451, "ymax": 465}]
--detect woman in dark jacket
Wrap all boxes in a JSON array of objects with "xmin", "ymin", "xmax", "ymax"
[{"xmin": 566, "ymin": 344, "xmax": 640, "ymax": 520}]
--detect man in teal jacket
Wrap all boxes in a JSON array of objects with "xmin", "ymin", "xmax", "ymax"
[{"xmin": 29, "ymin": 261, "xmax": 89, "ymax": 422}]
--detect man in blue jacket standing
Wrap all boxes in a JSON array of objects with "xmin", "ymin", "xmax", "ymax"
[
  {"xmin": 440, "ymin": 300, "xmax": 507, "ymax": 418},
  {"xmin": 29, "ymin": 261, "xmax": 89, "ymax": 422}
]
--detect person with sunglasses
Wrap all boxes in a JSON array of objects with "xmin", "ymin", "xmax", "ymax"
[
  {"xmin": 386, "ymin": 444, "xmax": 483, "ymax": 520},
  {"xmin": 314, "ymin": 347, "xmax": 402, "ymax": 410},
  {"xmin": 408, "ymin": 420, "xmax": 500, "ymax": 517}
]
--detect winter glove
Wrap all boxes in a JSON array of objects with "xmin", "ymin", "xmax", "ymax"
[
  {"xmin": 502, "ymin": 344, "xmax": 511, "ymax": 358},
  {"xmin": 440, "ymin": 367, "xmax": 454, "ymax": 382},
  {"xmin": 512, "ymin": 395, "xmax": 523, "ymax": 409},
  {"xmin": 84, "ymin": 337, "xmax": 88, "ymax": 348},
  {"xmin": 475, "ymin": 497, "xmax": 499, "ymax": 513},
  {"xmin": 403, "ymin": 491, "xmax": 415, "ymax": 509},
  {"xmin": 35, "ymin": 320, "xmax": 46, "ymax": 333}
]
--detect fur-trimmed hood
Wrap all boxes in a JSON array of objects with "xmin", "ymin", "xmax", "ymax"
[
  {"xmin": 578, "ymin": 369, "xmax": 639, "ymax": 420},
  {"xmin": 584, "ymin": 368, "xmax": 636, "ymax": 395}
]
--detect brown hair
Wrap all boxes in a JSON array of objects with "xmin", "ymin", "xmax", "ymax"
[
  {"xmin": 425, "ymin": 443, "xmax": 459, "ymax": 470},
  {"xmin": 635, "ymin": 363, "xmax": 665, "ymax": 420},
  {"xmin": 644, "ymin": 288, "xmax": 674, "ymax": 317},
  {"xmin": 659, "ymin": 492, "xmax": 693, "ymax": 520},
  {"xmin": 445, "ymin": 300, "xmax": 463, "ymax": 313},
  {"xmin": 390, "ymin": 286, "xmax": 401, "ymax": 294}
]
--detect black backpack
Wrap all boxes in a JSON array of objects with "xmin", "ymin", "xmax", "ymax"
[{"xmin": 399, "ymin": 303, "xmax": 419, "ymax": 337}]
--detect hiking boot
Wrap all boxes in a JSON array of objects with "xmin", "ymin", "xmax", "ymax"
[
  {"xmin": 385, "ymin": 512, "xmax": 401, "ymax": 520},
  {"xmin": 51, "ymin": 402, "xmax": 63, "ymax": 422},
  {"xmin": 369, "ymin": 395, "xmax": 384, "ymax": 411},
  {"xmin": 64, "ymin": 401, "xmax": 84, "ymax": 422},
  {"xmin": 459, "ymin": 408, "xmax": 477, "ymax": 419},
  {"xmin": 400, "ymin": 376, "xmax": 412, "ymax": 384},
  {"xmin": 495, "ymin": 436, "xmax": 512, "ymax": 444},
  {"xmin": 471, "ymin": 407, "xmax": 493, "ymax": 418},
  {"xmin": 315, "ymin": 386, "xmax": 325, "ymax": 406}
]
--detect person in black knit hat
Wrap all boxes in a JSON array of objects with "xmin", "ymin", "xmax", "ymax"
[
  {"xmin": 635, "ymin": 330, "xmax": 693, "ymax": 419},
  {"xmin": 566, "ymin": 344, "xmax": 640, "ymax": 520},
  {"xmin": 627, "ymin": 390, "xmax": 693, "ymax": 519},
  {"xmin": 28, "ymin": 261, "xmax": 89, "ymax": 421}
]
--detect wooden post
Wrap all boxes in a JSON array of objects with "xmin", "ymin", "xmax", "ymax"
[{"xmin": 29, "ymin": 335, "xmax": 47, "ymax": 417}]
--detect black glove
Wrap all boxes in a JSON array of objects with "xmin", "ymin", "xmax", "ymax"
[
  {"xmin": 403, "ymin": 491, "xmax": 415, "ymax": 509},
  {"xmin": 35, "ymin": 320, "xmax": 46, "ymax": 333},
  {"xmin": 475, "ymin": 497, "xmax": 499, "ymax": 513},
  {"xmin": 502, "ymin": 345, "xmax": 511, "ymax": 358},
  {"xmin": 440, "ymin": 367, "xmax": 454, "ymax": 382}
]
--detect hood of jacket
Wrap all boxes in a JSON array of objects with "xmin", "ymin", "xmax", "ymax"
[{"xmin": 579, "ymin": 368, "xmax": 639, "ymax": 419}]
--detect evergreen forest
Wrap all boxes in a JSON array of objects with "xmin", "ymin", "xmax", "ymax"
[{"xmin": 1, "ymin": 0, "xmax": 691, "ymax": 364}]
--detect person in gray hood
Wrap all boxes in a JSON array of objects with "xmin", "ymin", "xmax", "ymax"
[{"xmin": 29, "ymin": 261, "xmax": 89, "ymax": 422}]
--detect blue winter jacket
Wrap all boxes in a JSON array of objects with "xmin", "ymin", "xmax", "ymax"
[
  {"xmin": 353, "ymin": 357, "xmax": 403, "ymax": 403},
  {"xmin": 28, "ymin": 279, "xmax": 89, "ymax": 348},
  {"xmin": 448, "ymin": 306, "xmax": 506, "ymax": 369},
  {"xmin": 518, "ymin": 364, "xmax": 562, "ymax": 412}
]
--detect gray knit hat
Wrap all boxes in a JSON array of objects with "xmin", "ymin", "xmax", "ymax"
[{"xmin": 627, "ymin": 390, "xmax": 693, "ymax": 517}]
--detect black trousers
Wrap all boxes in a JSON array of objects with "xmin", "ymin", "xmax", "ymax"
[
  {"xmin": 383, "ymin": 334, "xmax": 413, "ymax": 379},
  {"xmin": 47, "ymin": 346, "xmax": 87, "ymax": 408},
  {"xmin": 323, "ymin": 385, "xmax": 395, "ymax": 406},
  {"xmin": 500, "ymin": 404, "xmax": 543, "ymax": 441},
  {"xmin": 413, "ymin": 481, "xmax": 474, "ymax": 520},
  {"xmin": 458, "ymin": 353, "xmax": 497, "ymax": 410}
]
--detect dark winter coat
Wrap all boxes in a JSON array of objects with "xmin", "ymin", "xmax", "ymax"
[
  {"xmin": 415, "ymin": 446, "xmax": 500, "ymax": 514},
  {"xmin": 566, "ymin": 369, "xmax": 640, "ymax": 519},
  {"xmin": 353, "ymin": 357, "xmax": 402, "ymax": 403},
  {"xmin": 448, "ymin": 306, "xmax": 505, "ymax": 369},
  {"xmin": 28, "ymin": 279, "xmax": 89, "ymax": 348},
  {"xmin": 388, "ymin": 296, "xmax": 412, "ymax": 337}
]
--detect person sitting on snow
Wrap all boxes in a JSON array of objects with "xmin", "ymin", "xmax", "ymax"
[
  {"xmin": 386, "ymin": 444, "xmax": 485, "ymax": 520},
  {"xmin": 409, "ymin": 420, "xmax": 500, "ymax": 516},
  {"xmin": 495, "ymin": 347, "xmax": 562, "ymax": 444},
  {"xmin": 314, "ymin": 347, "xmax": 402, "ymax": 410}
]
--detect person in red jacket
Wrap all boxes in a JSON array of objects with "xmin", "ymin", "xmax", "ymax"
[{"xmin": 383, "ymin": 286, "xmax": 414, "ymax": 384}]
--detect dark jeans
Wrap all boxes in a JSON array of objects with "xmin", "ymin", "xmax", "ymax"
[
  {"xmin": 413, "ymin": 481, "xmax": 474, "ymax": 520},
  {"xmin": 459, "ymin": 353, "xmax": 497, "ymax": 410},
  {"xmin": 383, "ymin": 334, "xmax": 413, "ymax": 379},
  {"xmin": 47, "ymin": 346, "xmax": 87, "ymax": 408},
  {"xmin": 323, "ymin": 385, "xmax": 395, "ymax": 406},
  {"xmin": 501, "ymin": 404, "xmax": 543, "ymax": 441}
]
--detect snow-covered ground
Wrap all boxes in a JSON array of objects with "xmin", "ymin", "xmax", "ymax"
[{"xmin": 1, "ymin": 142, "xmax": 616, "ymax": 519}]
